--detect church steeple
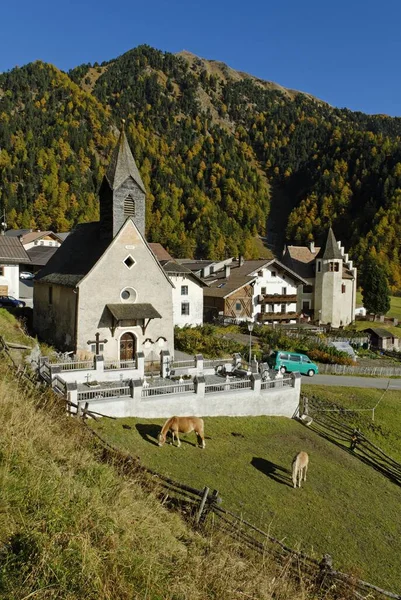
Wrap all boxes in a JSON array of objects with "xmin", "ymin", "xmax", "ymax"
[
  {"xmin": 99, "ymin": 122, "xmax": 146, "ymax": 239},
  {"xmin": 317, "ymin": 227, "xmax": 343, "ymax": 260}
]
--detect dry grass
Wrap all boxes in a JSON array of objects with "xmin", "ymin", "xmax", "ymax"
[{"xmin": 0, "ymin": 357, "xmax": 321, "ymax": 599}]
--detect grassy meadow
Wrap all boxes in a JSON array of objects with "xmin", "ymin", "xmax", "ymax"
[
  {"xmin": 356, "ymin": 291, "xmax": 401, "ymax": 320},
  {"xmin": 91, "ymin": 388, "xmax": 401, "ymax": 593},
  {"xmin": 0, "ymin": 309, "xmax": 325, "ymax": 600}
]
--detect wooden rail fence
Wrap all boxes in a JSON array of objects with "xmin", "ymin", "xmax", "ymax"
[{"xmin": 1, "ymin": 335, "xmax": 400, "ymax": 599}]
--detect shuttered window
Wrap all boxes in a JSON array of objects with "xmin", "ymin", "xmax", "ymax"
[{"xmin": 124, "ymin": 195, "xmax": 136, "ymax": 217}]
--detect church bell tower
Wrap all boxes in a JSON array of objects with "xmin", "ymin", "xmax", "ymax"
[{"xmin": 99, "ymin": 121, "xmax": 146, "ymax": 239}]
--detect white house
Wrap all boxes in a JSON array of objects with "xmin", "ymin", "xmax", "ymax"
[
  {"xmin": 0, "ymin": 236, "xmax": 31, "ymax": 298},
  {"xmin": 148, "ymin": 244, "xmax": 206, "ymax": 327},
  {"xmin": 180, "ymin": 257, "xmax": 307, "ymax": 324}
]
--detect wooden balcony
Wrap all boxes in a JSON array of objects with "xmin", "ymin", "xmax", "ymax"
[
  {"xmin": 257, "ymin": 311, "xmax": 299, "ymax": 322},
  {"xmin": 258, "ymin": 294, "xmax": 297, "ymax": 304}
]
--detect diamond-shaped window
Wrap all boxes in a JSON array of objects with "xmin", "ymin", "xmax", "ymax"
[{"xmin": 124, "ymin": 255, "xmax": 135, "ymax": 269}]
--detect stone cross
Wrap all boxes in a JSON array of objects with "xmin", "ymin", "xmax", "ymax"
[{"xmin": 86, "ymin": 332, "xmax": 108, "ymax": 355}]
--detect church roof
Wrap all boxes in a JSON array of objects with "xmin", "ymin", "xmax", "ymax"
[
  {"xmin": 316, "ymin": 228, "xmax": 343, "ymax": 260},
  {"xmin": 105, "ymin": 129, "xmax": 146, "ymax": 193},
  {"xmin": 35, "ymin": 222, "xmax": 110, "ymax": 287}
]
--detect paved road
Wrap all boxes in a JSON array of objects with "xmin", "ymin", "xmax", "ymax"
[
  {"xmin": 19, "ymin": 279, "xmax": 34, "ymax": 299},
  {"xmin": 301, "ymin": 374, "xmax": 401, "ymax": 390}
]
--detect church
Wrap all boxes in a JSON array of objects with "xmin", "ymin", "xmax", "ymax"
[{"xmin": 33, "ymin": 127, "xmax": 174, "ymax": 361}]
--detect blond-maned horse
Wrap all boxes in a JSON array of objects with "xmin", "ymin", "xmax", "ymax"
[
  {"xmin": 158, "ymin": 416, "xmax": 205, "ymax": 448},
  {"xmin": 292, "ymin": 451, "xmax": 309, "ymax": 488}
]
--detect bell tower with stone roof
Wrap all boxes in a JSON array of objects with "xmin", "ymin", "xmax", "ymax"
[
  {"xmin": 99, "ymin": 122, "xmax": 146, "ymax": 239},
  {"xmin": 314, "ymin": 228, "xmax": 344, "ymax": 326}
]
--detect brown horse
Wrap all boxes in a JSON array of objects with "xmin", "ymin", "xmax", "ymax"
[
  {"xmin": 292, "ymin": 451, "xmax": 309, "ymax": 488},
  {"xmin": 158, "ymin": 416, "xmax": 205, "ymax": 448}
]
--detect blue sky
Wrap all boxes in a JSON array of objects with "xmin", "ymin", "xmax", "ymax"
[{"xmin": 1, "ymin": 0, "xmax": 401, "ymax": 116}]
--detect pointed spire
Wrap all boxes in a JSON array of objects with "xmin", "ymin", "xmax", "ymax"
[
  {"xmin": 321, "ymin": 227, "xmax": 343, "ymax": 260},
  {"xmin": 105, "ymin": 123, "xmax": 146, "ymax": 193}
]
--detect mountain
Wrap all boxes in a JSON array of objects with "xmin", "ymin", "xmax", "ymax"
[{"xmin": 2, "ymin": 44, "xmax": 401, "ymax": 289}]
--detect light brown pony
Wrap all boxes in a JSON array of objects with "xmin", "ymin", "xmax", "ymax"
[
  {"xmin": 158, "ymin": 416, "xmax": 205, "ymax": 448},
  {"xmin": 292, "ymin": 451, "xmax": 309, "ymax": 488}
]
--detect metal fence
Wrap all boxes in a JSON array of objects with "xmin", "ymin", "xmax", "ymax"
[
  {"xmin": 104, "ymin": 359, "xmax": 137, "ymax": 370},
  {"xmin": 171, "ymin": 359, "xmax": 196, "ymax": 369},
  {"xmin": 205, "ymin": 378, "xmax": 252, "ymax": 394},
  {"xmin": 261, "ymin": 377, "xmax": 292, "ymax": 390},
  {"xmin": 77, "ymin": 386, "xmax": 131, "ymax": 402},
  {"xmin": 55, "ymin": 360, "xmax": 94, "ymax": 372},
  {"xmin": 142, "ymin": 381, "xmax": 195, "ymax": 397}
]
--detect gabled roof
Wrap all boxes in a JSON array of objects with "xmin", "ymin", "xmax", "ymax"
[
  {"xmin": 5, "ymin": 229, "xmax": 63, "ymax": 245},
  {"xmin": 161, "ymin": 260, "xmax": 208, "ymax": 287},
  {"xmin": 316, "ymin": 228, "xmax": 343, "ymax": 260},
  {"xmin": 105, "ymin": 128, "xmax": 146, "ymax": 193},
  {"xmin": 282, "ymin": 246, "xmax": 320, "ymax": 279},
  {"xmin": 26, "ymin": 245, "xmax": 59, "ymax": 267},
  {"xmin": 34, "ymin": 222, "xmax": 110, "ymax": 287},
  {"xmin": 35, "ymin": 218, "xmax": 174, "ymax": 289},
  {"xmin": 148, "ymin": 243, "xmax": 173, "ymax": 262},
  {"xmin": 5, "ymin": 229, "xmax": 32, "ymax": 238},
  {"xmin": 363, "ymin": 327, "xmax": 399, "ymax": 339},
  {"xmin": 0, "ymin": 236, "xmax": 31, "ymax": 264},
  {"xmin": 203, "ymin": 258, "xmax": 307, "ymax": 298}
]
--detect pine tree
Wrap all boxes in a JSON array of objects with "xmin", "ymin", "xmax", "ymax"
[{"xmin": 360, "ymin": 256, "xmax": 391, "ymax": 316}]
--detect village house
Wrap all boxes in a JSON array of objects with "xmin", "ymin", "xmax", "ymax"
[
  {"xmin": 363, "ymin": 327, "xmax": 400, "ymax": 351},
  {"xmin": 148, "ymin": 243, "xmax": 206, "ymax": 327},
  {"xmin": 33, "ymin": 128, "xmax": 174, "ymax": 361},
  {"xmin": 179, "ymin": 257, "xmax": 307, "ymax": 324},
  {"xmin": 5, "ymin": 229, "xmax": 63, "ymax": 274},
  {"xmin": 0, "ymin": 235, "xmax": 31, "ymax": 298},
  {"xmin": 282, "ymin": 228, "xmax": 356, "ymax": 328}
]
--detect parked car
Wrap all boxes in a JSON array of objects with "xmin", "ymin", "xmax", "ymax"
[
  {"xmin": 20, "ymin": 271, "xmax": 35, "ymax": 280},
  {"xmin": 0, "ymin": 296, "xmax": 26, "ymax": 308},
  {"xmin": 267, "ymin": 350, "xmax": 319, "ymax": 377}
]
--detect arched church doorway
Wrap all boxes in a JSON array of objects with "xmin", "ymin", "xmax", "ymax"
[{"xmin": 120, "ymin": 332, "xmax": 136, "ymax": 361}]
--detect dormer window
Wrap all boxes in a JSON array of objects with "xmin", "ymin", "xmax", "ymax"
[{"xmin": 124, "ymin": 194, "xmax": 136, "ymax": 217}]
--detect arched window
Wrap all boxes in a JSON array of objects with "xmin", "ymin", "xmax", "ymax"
[{"xmin": 124, "ymin": 194, "xmax": 136, "ymax": 217}]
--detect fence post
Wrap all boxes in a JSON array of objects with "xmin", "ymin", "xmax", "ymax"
[
  {"xmin": 194, "ymin": 354, "xmax": 203, "ymax": 374},
  {"xmin": 251, "ymin": 372, "xmax": 261, "ymax": 393},
  {"xmin": 194, "ymin": 375, "xmax": 205, "ymax": 399},
  {"xmin": 66, "ymin": 382, "xmax": 78, "ymax": 414},
  {"xmin": 160, "ymin": 350, "xmax": 171, "ymax": 378},
  {"xmin": 317, "ymin": 554, "xmax": 333, "ymax": 589},
  {"xmin": 136, "ymin": 352, "xmax": 145, "ymax": 377},
  {"xmin": 195, "ymin": 486, "xmax": 210, "ymax": 525},
  {"xmin": 94, "ymin": 354, "xmax": 104, "ymax": 378}
]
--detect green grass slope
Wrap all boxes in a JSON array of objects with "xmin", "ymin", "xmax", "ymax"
[
  {"xmin": 92, "ymin": 407, "xmax": 401, "ymax": 593},
  {"xmin": 0, "ymin": 310, "xmax": 320, "ymax": 600}
]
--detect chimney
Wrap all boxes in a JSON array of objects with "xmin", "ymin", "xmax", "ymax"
[
  {"xmin": 309, "ymin": 241, "xmax": 315, "ymax": 254},
  {"xmin": 239, "ymin": 255, "xmax": 244, "ymax": 267},
  {"xmin": 201, "ymin": 265, "xmax": 210, "ymax": 278},
  {"xmin": 224, "ymin": 264, "xmax": 230, "ymax": 278}
]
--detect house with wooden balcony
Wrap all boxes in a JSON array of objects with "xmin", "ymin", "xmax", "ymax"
[{"xmin": 179, "ymin": 257, "xmax": 307, "ymax": 324}]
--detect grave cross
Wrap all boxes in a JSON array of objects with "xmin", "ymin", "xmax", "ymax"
[{"xmin": 87, "ymin": 332, "xmax": 108, "ymax": 355}]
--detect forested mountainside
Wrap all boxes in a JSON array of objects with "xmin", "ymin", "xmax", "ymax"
[{"xmin": 2, "ymin": 45, "xmax": 401, "ymax": 288}]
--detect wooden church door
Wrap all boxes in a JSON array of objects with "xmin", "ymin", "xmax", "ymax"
[{"xmin": 120, "ymin": 332, "xmax": 136, "ymax": 361}]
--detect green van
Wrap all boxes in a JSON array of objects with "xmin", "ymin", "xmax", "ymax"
[{"xmin": 267, "ymin": 350, "xmax": 318, "ymax": 377}]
